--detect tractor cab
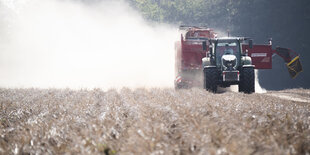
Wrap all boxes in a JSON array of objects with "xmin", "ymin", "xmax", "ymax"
[
  {"xmin": 205, "ymin": 38, "xmax": 251, "ymax": 69},
  {"xmin": 212, "ymin": 39, "xmax": 242, "ymax": 69}
]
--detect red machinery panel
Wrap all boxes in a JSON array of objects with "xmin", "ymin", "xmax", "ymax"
[
  {"xmin": 181, "ymin": 40, "xmax": 206, "ymax": 69},
  {"xmin": 242, "ymin": 44, "xmax": 273, "ymax": 69}
]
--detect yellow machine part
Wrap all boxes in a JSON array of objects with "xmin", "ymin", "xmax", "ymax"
[{"xmin": 286, "ymin": 56, "xmax": 303, "ymax": 78}]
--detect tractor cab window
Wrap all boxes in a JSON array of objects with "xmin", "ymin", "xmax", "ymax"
[{"xmin": 215, "ymin": 41, "xmax": 240, "ymax": 66}]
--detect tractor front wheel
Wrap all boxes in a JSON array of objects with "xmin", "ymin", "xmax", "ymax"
[
  {"xmin": 239, "ymin": 67, "xmax": 255, "ymax": 94},
  {"xmin": 204, "ymin": 68, "xmax": 217, "ymax": 93}
]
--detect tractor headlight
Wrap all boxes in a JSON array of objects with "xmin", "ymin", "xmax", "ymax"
[{"xmin": 222, "ymin": 55, "xmax": 237, "ymax": 70}]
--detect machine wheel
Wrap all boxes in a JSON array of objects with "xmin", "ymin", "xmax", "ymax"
[
  {"xmin": 238, "ymin": 83, "xmax": 244, "ymax": 92},
  {"xmin": 175, "ymin": 82, "xmax": 188, "ymax": 90},
  {"xmin": 174, "ymin": 83, "xmax": 181, "ymax": 90},
  {"xmin": 238, "ymin": 74, "xmax": 244, "ymax": 92},
  {"xmin": 204, "ymin": 68, "xmax": 217, "ymax": 93},
  {"xmin": 239, "ymin": 67, "xmax": 255, "ymax": 94}
]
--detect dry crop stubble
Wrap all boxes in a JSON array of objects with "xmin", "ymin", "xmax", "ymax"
[{"xmin": 0, "ymin": 88, "xmax": 309, "ymax": 154}]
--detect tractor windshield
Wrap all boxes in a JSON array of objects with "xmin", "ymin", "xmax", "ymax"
[{"xmin": 215, "ymin": 40, "xmax": 240, "ymax": 67}]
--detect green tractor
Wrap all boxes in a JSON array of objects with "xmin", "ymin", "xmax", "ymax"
[{"xmin": 202, "ymin": 37, "xmax": 255, "ymax": 93}]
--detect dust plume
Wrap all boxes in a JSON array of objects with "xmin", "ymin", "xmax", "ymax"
[
  {"xmin": 0, "ymin": 0, "xmax": 178, "ymax": 89},
  {"xmin": 254, "ymin": 69, "xmax": 266, "ymax": 93}
]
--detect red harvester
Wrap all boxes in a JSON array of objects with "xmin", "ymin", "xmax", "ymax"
[{"xmin": 174, "ymin": 26, "xmax": 302, "ymax": 91}]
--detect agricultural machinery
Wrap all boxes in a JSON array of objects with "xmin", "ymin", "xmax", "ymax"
[{"xmin": 174, "ymin": 26, "xmax": 302, "ymax": 93}]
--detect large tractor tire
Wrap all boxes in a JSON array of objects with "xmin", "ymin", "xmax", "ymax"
[
  {"xmin": 239, "ymin": 67, "xmax": 255, "ymax": 94},
  {"xmin": 174, "ymin": 83, "xmax": 182, "ymax": 90},
  {"xmin": 203, "ymin": 67, "xmax": 217, "ymax": 93},
  {"xmin": 238, "ymin": 82, "xmax": 244, "ymax": 92},
  {"xmin": 175, "ymin": 82, "xmax": 188, "ymax": 90}
]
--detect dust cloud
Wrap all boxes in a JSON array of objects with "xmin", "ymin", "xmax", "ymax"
[
  {"xmin": 0, "ymin": 0, "xmax": 178, "ymax": 89},
  {"xmin": 254, "ymin": 69, "xmax": 266, "ymax": 93}
]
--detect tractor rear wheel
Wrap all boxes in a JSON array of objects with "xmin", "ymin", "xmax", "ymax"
[
  {"xmin": 239, "ymin": 67, "xmax": 255, "ymax": 94},
  {"xmin": 204, "ymin": 68, "xmax": 217, "ymax": 93},
  {"xmin": 238, "ymin": 82, "xmax": 244, "ymax": 92}
]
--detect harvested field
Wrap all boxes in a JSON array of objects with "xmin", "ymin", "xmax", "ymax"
[{"xmin": 0, "ymin": 88, "xmax": 309, "ymax": 154}]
